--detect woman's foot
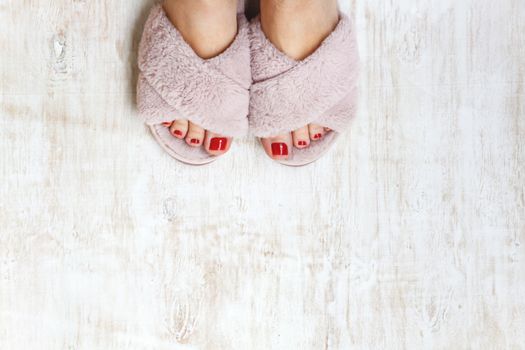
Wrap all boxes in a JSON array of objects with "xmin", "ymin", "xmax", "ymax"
[
  {"xmin": 162, "ymin": 0, "xmax": 237, "ymax": 156},
  {"xmin": 259, "ymin": 0, "xmax": 339, "ymax": 160},
  {"xmin": 162, "ymin": 120, "xmax": 231, "ymax": 155}
]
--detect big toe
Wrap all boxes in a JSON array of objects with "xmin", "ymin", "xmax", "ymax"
[
  {"xmin": 204, "ymin": 131, "xmax": 232, "ymax": 156},
  {"xmin": 261, "ymin": 133, "xmax": 292, "ymax": 160}
]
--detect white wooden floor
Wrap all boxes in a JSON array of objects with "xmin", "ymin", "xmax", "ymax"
[{"xmin": 1, "ymin": 0, "xmax": 524, "ymax": 349}]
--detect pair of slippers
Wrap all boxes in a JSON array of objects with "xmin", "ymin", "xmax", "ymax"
[{"xmin": 137, "ymin": 4, "xmax": 359, "ymax": 166}]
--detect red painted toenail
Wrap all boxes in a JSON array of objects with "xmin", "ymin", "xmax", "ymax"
[
  {"xmin": 271, "ymin": 143, "xmax": 288, "ymax": 156},
  {"xmin": 162, "ymin": 122, "xmax": 172, "ymax": 127},
  {"xmin": 298, "ymin": 141, "xmax": 307, "ymax": 147},
  {"xmin": 209, "ymin": 137, "xmax": 228, "ymax": 151},
  {"xmin": 173, "ymin": 130, "xmax": 183, "ymax": 136},
  {"xmin": 314, "ymin": 133, "xmax": 323, "ymax": 140},
  {"xmin": 190, "ymin": 138, "xmax": 200, "ymax": 144}
]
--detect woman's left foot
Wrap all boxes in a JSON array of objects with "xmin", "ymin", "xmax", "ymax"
[
  {"xmin": 160, "ymin": 0, "xmax": 238, "ymax": 157},
  {"xmin": 163, "ymin": 119, "xmax": 232, "ymax": 156}
]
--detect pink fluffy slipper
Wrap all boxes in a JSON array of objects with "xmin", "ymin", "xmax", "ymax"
[
  {"xmin": 137, "ymin": 4, "xmax": 251, "ymax": 165},
  {"xmin": 248, "ymin": 14, "xmax": 360, "ymax": 166}
]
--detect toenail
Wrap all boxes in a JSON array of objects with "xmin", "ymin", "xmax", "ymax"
[
  {"xmin": 162, "ymin": 122, "xmax": 172, "ymax": 127},
  {"xmin": 298, "ymin": 141, "xmax": 308, "ymax": 147},
  {"xmin": 173, "ymin": 130, "xmax": 183, "ymax": 136},
  {"xmin": 314, "ymin": 133, "xmax": 323, "ymax": 140},
  {"xmin": 271, "ymin": 142, "xmax": 288, "ymax": 156},
  {"xmin": 190, "ymin": 138, "xmax": 200, "ymax": 144},
  {"xmin": 209, "ymin": 137, "xmax": 228, "ymax": 151}
]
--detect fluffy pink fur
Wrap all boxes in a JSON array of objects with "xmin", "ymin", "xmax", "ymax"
[
  {"xmin": 248, "ymin": 14, "xmax": 360, "ymax": 139},
  {"xmin": 137, "ymin": 4, "xmax": 251, "ymax": 139}
]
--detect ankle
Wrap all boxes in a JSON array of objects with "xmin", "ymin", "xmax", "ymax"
[
  {"xmin": 163, "ymin": 0, "xmax": 238, "ymax": 59},
  {"xmin": 260, "ymin": 0, "xmax": 339, "ymax": 60}
]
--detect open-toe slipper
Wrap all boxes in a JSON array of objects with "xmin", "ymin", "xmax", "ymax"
[
  {"xmin": 137, "ymin": 4, "xmax": 251, "ymax": 165},
  {"xmin": 248, "ymin": 13, "xmax": 360, "ymax": 166}
]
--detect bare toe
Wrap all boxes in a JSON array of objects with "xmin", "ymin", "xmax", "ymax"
[
  {"xmin": 309, "ymin": 124, "xmax": 326, "ymax": 141},
  {"xmin": 169, "ymin": 119, "xmax": 189, "ymax": 139},
  {"xmin": 292, "ymin": 126, "xmax": 310, "ymax": 149},
  {"xmin": 261, "ymin": 133, "xmax": 293, "ymax": 160},
  {"xmin": 185, "ymin": 121, "xmax": 205, "ymax": 147},
  {"xmin": 204, "ymin": 131, "xmax": 232, "ymax": 156}
]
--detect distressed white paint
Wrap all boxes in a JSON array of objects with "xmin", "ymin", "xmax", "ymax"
[{"xmin": 1, "ymin": 0, "xmax": 524, "ymax": 349}]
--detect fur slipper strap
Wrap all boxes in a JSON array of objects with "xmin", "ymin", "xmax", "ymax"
[
  {"xmin": 137, "ymin": 4, "xmax": 251, "ymax": 138},
  {"xmin": 248, "ymin": 14, "xmax": 360, "ymax": 138}
]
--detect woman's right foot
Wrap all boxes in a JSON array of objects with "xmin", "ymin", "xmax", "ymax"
[
  {"xmin": 259, "ymin": 0, "xmax": 339, "ymax": 160},
  {"xmin": 162, "ymin": 0, "xmax": 238, "ymax": 156}
]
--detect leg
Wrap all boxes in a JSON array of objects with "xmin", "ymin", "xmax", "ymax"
[
  {"xmin": 163, "ymin": 0, "xmax": 238, "ymax": 59},
  {"xmin": 163, "ymin": 0, "xmax": 237, "ymax": 155},
  {"xmin": 259, "ymin": 0, "xmax": 339, "ymax": 160}
]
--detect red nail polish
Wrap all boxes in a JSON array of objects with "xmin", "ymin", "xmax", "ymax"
[
  {"xmin": 173, "ymin": 130, "xmax": 183, "ymax": 136},
  {"xmin": 209, "ymin": 137, "xmax": 228, "ymax": 151},
  {"xmin": 314, "ymin": 133, "xmax": 323, "ymax": 140},
  {"xmin": 162, "ymin": 122, "xmax": 172, "ymax": 127},
  {"xmin": 298, "ymin": 141, "xmax": 307, "ymax": 147},
  {"xmin": 271, "ymin": 143, "xmax": 288, "ymax": 156},
  {"xmin": 190, "ymin": 138, "xmax": 200, "ymax": 144}
]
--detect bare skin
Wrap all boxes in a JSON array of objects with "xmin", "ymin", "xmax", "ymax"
[
  {"xmin": 163, "ymin": 0, "xmax": 238, "ymax": 155},
  {"xmin": 259, "ymin": 0, "xmax": 339, "ymax": 160},
  {"xmin": 163, "ymin": 0, "xmax": 339, "ymax": 159}
]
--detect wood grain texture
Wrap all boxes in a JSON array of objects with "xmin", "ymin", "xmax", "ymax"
[{"xmin": 1, "ymin": 0, "xmax": 524, "ymax": 349}]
